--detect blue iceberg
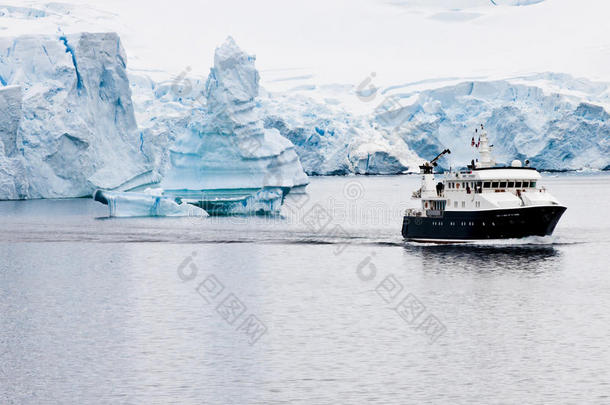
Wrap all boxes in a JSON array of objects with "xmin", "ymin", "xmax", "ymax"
[{"xmin": 95, "ymin": 37, "xmax": 308, "ymax": 216}]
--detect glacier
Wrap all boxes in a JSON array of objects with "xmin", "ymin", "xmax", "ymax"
[
  {"xmin": 372, "ymin": 74, "xmax": 610, "ymax": 171},
  {"xmin": 261, "ymin": 94, "xmax": 422, "ymax": 175},
  {"xmin": 259, "ymin": 73, "xmax": 610, "ymax": 173}
]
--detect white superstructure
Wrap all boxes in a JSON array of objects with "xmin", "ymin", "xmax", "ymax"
[{"xmin": 409, "ymin": 125, "xmax": 563, "ymax": 217}]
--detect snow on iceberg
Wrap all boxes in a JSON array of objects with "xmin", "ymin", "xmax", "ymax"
[{"xmin": 0, "ymin": 32, "xmax": 151, "ymax": 200}]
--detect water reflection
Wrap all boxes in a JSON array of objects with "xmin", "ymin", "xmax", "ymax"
[{"xmin": 403, "ymin": 244, "xmax": 560, "ymax": 276}]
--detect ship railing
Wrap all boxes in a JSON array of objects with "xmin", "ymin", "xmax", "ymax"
[{"xmin": 405, "ymin": 208, "xmax": 424, "ymax": 217}]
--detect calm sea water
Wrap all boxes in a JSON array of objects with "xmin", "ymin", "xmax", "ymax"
[{"xmin": 1, "ymin": 174, "xmax": 610, "ymax": 404}]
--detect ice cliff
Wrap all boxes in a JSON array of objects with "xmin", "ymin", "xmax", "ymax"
[
  {"xmin": 260, "ymin": 73, "xmax": 610, "ymax": 173},
  {"xmin": 373, "ymin": 74, "xmax": 610, "ymax": 171},
  {"xmin": 261, "ymin": 94, "xmax": 421, "ymax": 175},
  {"xmin": 0, "ymin": 32, "xmax": 150, "ymax": 199}
]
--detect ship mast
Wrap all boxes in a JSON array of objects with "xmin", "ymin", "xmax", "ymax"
[{"xmin": 475, "ymin": 124, "xmax": 495, "ymax": 168}]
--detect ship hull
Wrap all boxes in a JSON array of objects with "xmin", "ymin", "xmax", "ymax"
[{"xmin": 402, "ymin": 205, "xmax": 566, "ymax": 242}]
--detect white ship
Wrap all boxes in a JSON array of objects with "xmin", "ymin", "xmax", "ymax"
[{"xmin": 402, "ymin": 125, "xmax": 566, "ymax": 242}]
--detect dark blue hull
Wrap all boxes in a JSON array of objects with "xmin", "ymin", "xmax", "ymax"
[{"xmin": 402, "ymin": 206, "xmax": 566, "ymax": 241}]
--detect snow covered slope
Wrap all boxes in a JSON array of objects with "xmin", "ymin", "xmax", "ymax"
[{"xmin": 0, "ymin": 32, "xmax": 150, "ymax": 199}]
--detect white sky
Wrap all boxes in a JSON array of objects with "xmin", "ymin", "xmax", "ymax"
[{"xmin": 2, "ymin": 0, "xmax": 610, "ymax": 88}]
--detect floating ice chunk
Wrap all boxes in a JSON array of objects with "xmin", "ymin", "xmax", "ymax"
[
  {"xmin": 94, "ymin": 190, "xmax": 207, "ymax": 218},
  {"xmin": 188, "ymin": 187, "xmax": 287, "ymax": 216}
]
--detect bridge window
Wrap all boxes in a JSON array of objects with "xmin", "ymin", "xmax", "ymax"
[
  {"xmin": 491, "ymin": 181, "xmax": 499, "ymax": 188},
  {"xmin": 530, "ymin": 181, "xmax": 536, "ymax": 188},
  {"xmin": 461, "ymin": 201, "xmax": 465, "ymax": 208},
  {"xmin": 515, "ymin": 181, "xmax": 521, "ymax": 188},
  {"xmin": 507, "ymin": 181, "xmax": 514, "ymax": 187},
  {"xmin": 483, "ymin": 182, "xmax": 491, "ymax": 188},
  {"xmin": 522, "ymin": 181, "xmax": 529, "ymax": 188},
  {"xmin": 454, "ymin": 201, "xmax": 458, "ymax": 208},
  {"xmin": 499, "ymin": 181, "xmax": 507, "ymax": 188}
]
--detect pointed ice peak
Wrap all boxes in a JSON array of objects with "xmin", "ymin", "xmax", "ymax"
[
  {"xmin": 207, "ymin": 36, "xmax": 259, "ymax": 109},
  {"xmin": 214, "ymin": 36, "xmax": 255, "ymax": 68}
]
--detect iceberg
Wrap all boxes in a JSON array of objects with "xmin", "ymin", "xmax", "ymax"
[
  {"xmin": 95, "ymin": 37, "xmax": 308, "ymax": 216},
  {"xmin": 159, "ymin": 37, "xmax": 308, "ymax": 192},
  {"xmin": 93, "ymin": 189, "xmax": 207, "ymax": 218},
  {"xmin": 0, "ymin": 31, "xmax": 307, "ymax": 216},
  {"xmin": 0, "ymin": 32, "xmax": 151, "ymax": 200}
]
